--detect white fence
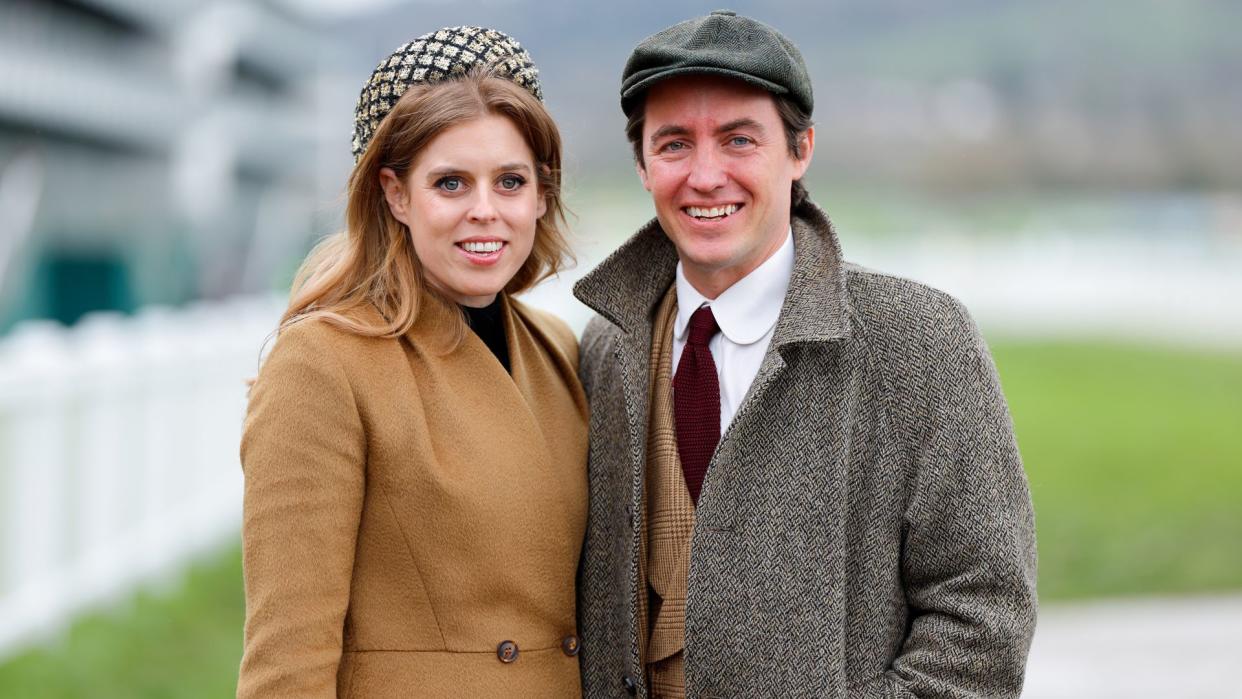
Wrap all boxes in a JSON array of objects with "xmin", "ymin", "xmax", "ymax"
[{"xmin": 0, "ymin": 295, "xmax": 284, "ymax": 658}]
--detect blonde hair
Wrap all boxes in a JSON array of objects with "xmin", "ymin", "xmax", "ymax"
[{"xmin": 280, "ymin": 70, "xmax": 569, "ymax": 342}]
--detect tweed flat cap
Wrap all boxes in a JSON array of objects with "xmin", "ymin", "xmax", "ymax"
[
  {"xmin": 351, "ymin": 26, "xmax": 543, "ymax": 162},
  {"xmin": 621, "ymin": 10, "xmax": 812, "ymax": 117}
]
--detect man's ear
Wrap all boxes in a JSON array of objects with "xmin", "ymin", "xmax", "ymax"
[
  {"xmin": 793, "ymin": 126, "xmax": 815, "ymax": 179},
  {"xmin": 636, "ymin": 160, "xmax": 652, "ymax": 192},
  {"xmin": 379, "ymin": 167, "xmax": 411, "ymax": 226}
]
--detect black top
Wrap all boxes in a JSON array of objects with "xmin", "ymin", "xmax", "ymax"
[{"xmin": 461, "ymin": 296, "xmax": 510, "ymax": 374}]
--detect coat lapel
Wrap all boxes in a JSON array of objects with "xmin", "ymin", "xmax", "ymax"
[
  {"xmin": 575, "ymin": 200, "xmax": 855, "ymax": 510},
  {"xmin": 718, "ymin": 199, "xmax": 854, "ymax": 454},
  {"xmin": 575, "ymin": 217, "xmax": 680, "ymax": 514},
  {"xmin": 400, "ymin": 292, "xmax": 550, "ymax": 441}
]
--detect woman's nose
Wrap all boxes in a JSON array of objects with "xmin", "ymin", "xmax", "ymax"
[{"xmin": 467, "ymin": 190, "xmax": 499, "ymax": 223}]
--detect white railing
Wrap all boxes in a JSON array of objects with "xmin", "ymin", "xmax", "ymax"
[{"xmin": 0, "ymin": 295, "xmax": 284, "ymax": 658}]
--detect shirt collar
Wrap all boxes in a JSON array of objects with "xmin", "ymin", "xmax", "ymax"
[{"xmin": 674, "ymin": 229, "xmax": 795, "ymax": 346}]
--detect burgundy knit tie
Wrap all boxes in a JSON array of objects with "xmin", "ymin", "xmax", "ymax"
[{"xmin": 674, "ymin": 305, "xmax": 721, "ymax": 506}]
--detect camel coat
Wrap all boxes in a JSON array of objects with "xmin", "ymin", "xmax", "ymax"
[{"xmin": 237, "ymin": 294, "xmax": 589, "ymax": 698}]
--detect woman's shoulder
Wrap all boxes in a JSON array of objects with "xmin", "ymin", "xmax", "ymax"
[
  {"xmin": 276, "ymin": 308, "xmax": 385, "ymax": 350},
  {"xmin": 264, "ymin": 308, "xmax": 404, "ymax": 377},
  {"xmin": 508, "ymin": 297, "xmax": 579, "ymax": 364}
]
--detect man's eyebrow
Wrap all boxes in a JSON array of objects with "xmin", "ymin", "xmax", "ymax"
[
  {"xmin": 649, "ymin": 124, "xmax": 690, "ymax": 146},
  {"xmin": 717, "ymin": 118, "xmax": 765, "ymax": 134},
  {"xmin": 648, "ymin": 120, "xmax": 767, "ymax": 147}
]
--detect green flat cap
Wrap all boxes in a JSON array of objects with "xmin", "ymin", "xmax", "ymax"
[{"xmin": 621, "ymin": 9, "xmax": 812, "ymax": 117}]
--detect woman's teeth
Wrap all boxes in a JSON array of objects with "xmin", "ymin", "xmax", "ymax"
[
  {"xmin": 460, "ymin": 241, "xmax": 503, "ymax": 253},
  {"xmin": 686, "ymin": 204, "xmax": 739, "ymax": 220}
]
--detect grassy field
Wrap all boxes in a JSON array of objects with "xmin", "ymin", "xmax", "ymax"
[
  {"xmin": 993, "ymin": 340, "xmax": 1242, "ymax": 600},
  {"xmin": 0, "ymin": 547, "xmax": 244, "ymax": 699},
  {"xmin": 1, "ymin": 339, "xmax": 1238, "ymax": 696}
]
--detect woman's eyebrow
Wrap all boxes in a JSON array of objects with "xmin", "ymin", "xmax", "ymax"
[
  {"xmin": 425, "ymin": 166, "xmax": 464, "ymax": 179},
  {"xmin": 426, "ymin": 163, "xmax": 533, "ymax": 178}
]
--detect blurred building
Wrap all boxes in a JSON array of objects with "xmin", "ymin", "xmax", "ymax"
[{"xmin": 0, "ymin": 0, "xmax": 355, "ymax": 332}]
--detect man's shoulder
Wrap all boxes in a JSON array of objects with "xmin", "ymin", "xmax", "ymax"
[
  {"xmin": 840, "ymin": 261, "xmax": 980, "ymax": 347},
  {"xmin": 580, "ymin": 314, "xmax": 622, "ymax": 361}
]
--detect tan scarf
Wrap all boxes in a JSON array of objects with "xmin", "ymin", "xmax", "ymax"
[{"xmin": 639, "ymin": 285, "xmax": 695, "ymax": 697}]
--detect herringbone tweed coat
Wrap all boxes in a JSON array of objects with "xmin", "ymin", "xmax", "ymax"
[{"xmin": 572, "ymin": 197, "xmax": 1038, "ymax": 699}]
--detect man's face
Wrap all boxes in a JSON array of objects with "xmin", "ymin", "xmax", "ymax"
[{"xmin": 637, "ymin": 75, "xmax": 813, "ymax": 298}]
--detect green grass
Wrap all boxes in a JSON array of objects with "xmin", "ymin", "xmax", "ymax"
[
  {"xmin": 0, "ymin": 545, "xmax": 244, "ymax": 699},
  {"xmin": 992, "ymin": 340, "xmax": 1242, "ymax": 600},
  {"xmin": 0, "ymin": 340, "xmax": 1238, "ymax": 694}
]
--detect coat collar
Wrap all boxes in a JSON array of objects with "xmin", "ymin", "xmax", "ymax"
[{"xmin": 573, "ymin": 197, "xmax": 853, "ymax": 348}]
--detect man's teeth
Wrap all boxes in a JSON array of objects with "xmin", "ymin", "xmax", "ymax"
[
  {"xmin": 461, "ymin": 241, "xmax": 503, "ymax": 253},
  {"xmin": 686, "ymin": 204, "xmax": 739, "ymax": 219}
]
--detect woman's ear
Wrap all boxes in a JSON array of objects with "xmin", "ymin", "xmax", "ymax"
[{"xmin": 379, "ymin": 167, "xmax": 411, "ymax": 225}]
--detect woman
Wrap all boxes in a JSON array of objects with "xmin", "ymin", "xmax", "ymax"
[{"xmin": 237, "ymin": 27, "xmax": 587, "ymax": 698}]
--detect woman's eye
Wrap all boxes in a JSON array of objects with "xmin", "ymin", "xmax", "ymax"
[
  {"xmin": 436, "ymin": 176, "xmax": 464, "ymax": 192},
  {"xmin": 498, "ymin": 175, "xmax": 525, "ymax": 191}
]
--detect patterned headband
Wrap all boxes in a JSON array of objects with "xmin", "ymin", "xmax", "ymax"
[{"xmin": 351, "ymin": 26, "xmax": 543, "ymax": 162}]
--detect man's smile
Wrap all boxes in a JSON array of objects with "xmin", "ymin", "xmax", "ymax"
[{"xmin": 683, "ymin": 204, "xmax": 742, "ymax": 221}]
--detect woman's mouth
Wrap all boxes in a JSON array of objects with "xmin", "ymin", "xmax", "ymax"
[
  {"xmin": 456, "ymin": 240, "xmax": 506, "ymax": 264},
  {"xmin": 684, "ymin": 204, "xmax": 741, "ymax": 221}
]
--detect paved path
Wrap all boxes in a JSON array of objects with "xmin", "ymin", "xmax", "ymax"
[{"xmin": 1024, "ymin": 595, "xmax": 1242, "ymax": 698}]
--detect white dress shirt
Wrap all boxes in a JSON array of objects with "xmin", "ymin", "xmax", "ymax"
[{"xmin": 672, "ymin": 230, "xmax": 794, "ymax": 436}]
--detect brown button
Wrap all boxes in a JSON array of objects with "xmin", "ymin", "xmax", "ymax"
[
  {"xmin": 496, "ymin": 640, "xmax": 519, "ymax": 663},
  {"xmin": 560, "ymin": 634, "xmax": 580, "ymax": 657}
]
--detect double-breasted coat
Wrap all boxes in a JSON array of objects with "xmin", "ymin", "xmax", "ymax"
[
  {"xmin": 572, "ymin": 198, "xmax": 1038, "ymax": 698},
  {"xmin": 237, "ymin": 294, "xmax": 589, "ymax": 698}
]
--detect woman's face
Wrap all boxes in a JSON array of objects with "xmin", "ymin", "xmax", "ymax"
[{"xmin": 381, "ymin": 114, "xmax": 545, "ymax": 307}]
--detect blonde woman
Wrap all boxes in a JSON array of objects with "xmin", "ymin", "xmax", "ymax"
[{"xmin": 237, "ymin": 28, "xmax": 587, "ymax": 698}]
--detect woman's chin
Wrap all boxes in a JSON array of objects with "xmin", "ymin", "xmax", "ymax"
[{"xmin": 441, "ymin": 279, "xmax": 507, "ymax": 307}]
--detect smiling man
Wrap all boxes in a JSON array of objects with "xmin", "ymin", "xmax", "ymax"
[{"xmin": 572, "ymin": 10, "xmax": 1038, "ymax": 699}]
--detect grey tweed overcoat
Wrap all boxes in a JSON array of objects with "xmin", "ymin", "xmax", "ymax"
[{"xmin": 572, "ymin": 197, "xmax": 1038, "ymax": 698}]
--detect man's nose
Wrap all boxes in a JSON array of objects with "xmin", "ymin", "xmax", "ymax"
[{"xmin": 685, "ymin": 148, "xmax": 728, "ymax": 192}]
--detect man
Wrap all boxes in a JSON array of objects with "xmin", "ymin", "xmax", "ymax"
[{"xmin": 572, "ymin": 10, "xmax": 1037, "ymax": 699}]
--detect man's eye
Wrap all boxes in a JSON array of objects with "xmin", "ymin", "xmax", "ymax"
[
  {"xmin": 498, "ymin": 174, "xmax": 526, "ymax": 191},
  {"xmin": 730, "ymin": 136, "xmax": 753, "ymax": 146},
  {"xmin": 436, "ymin": 176, "xmax": 464, "ymax": 192},
  {"xmin": 663, "ymin": 141, "xmax": 686, "ymax": 152}
]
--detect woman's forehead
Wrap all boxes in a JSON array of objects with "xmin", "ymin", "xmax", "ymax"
[{"xmin": 411, "ymin": 115, "xmax": 536, "ymax": 172}]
